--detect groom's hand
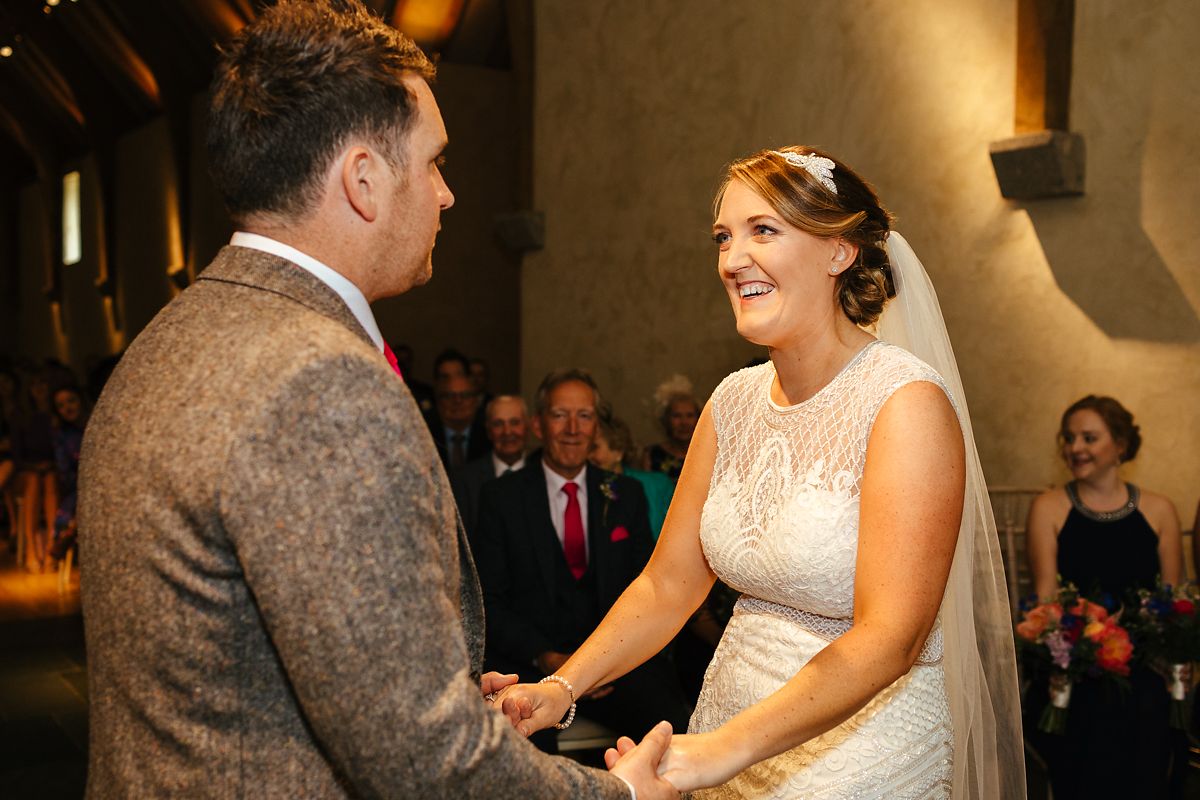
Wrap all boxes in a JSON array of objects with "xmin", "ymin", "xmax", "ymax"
[
  {"xmin": 607, "ymin": 721, "xmax": 678, "ymax": 800},
  {"xmin": 480, "ymin": 672, "xmax": 519, "ymax": 703}
]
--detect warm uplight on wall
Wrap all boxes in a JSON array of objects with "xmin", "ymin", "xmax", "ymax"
[
  {"xmin": 63, "ymin": 170, "xmax": 81, "ymax": 265},
  {"xmin": 391, "ymin": 0, "xmax": 465, "ymax": 50}
]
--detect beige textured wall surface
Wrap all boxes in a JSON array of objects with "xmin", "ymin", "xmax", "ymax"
[
  {"xmin": 527, "ymin": 0, "xmax": 1200, "ymax": 520},
  {"xmin": 373, "ymin": 62, "xmax": 523, "ymax": 392}
]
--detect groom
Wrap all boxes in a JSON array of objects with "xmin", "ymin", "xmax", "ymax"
[{"xmin": 77, "ymin": 2, "xmax": 674, "ymax": 798}]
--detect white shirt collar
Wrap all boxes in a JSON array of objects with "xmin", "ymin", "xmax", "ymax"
[
  {"xmin": 492, "ymin": 453, "xmax": 525, "ymax": 477},
  {"xmin": 542, "ymin": 460, "xmax": 586, "ymax": 494},
  {"xmin": 230, "ymin": 231, "xmax": 385, "ymax": 353}
]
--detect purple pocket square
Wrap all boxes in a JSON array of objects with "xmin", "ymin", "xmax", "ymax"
[{"xmin": 610, "ymin": 526, "xmax": 630, "ymax": 542}]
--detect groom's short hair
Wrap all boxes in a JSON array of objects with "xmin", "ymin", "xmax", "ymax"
[{"xmin": 207, "ymin": 0, "xmax": 435, "ymax": 225}]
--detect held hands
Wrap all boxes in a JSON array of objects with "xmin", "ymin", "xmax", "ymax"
[
  {"xmin": 494, "ymin": 679, "xmax": 573, "ymax": 736},
  {"xmin": 480, "ymin": 671, "xmax": 520, "ymax": 700},
  {"xmin": 606, "ymin": 721, "xmax": 680, "ymax": 800},
  {"xmin": 614, "ymin": 731, "xmax": 741, "ymax": 794}
]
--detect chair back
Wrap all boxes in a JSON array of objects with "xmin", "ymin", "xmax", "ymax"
[{"xmin": 987, "ymin": 487, "xmax": 1043, "ymax": 623}]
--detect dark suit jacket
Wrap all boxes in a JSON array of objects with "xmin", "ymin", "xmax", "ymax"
[
  {"xmin": 471, "ymin": 462, "xmax": 654, "ymax": 668},
  {"xmin": 77, "ymin": 246, "xmax": 626, "ymax": 799},
  {"xmin": 451, "ymin": 454, "xmax": 501, "ymax": 536},
  {"xmin": 426, "ymin": 411, "xmax": 491, "ymax": 468}
]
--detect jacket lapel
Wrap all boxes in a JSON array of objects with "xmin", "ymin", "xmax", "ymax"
[
  {"xmin": 197, "ymin": 245, "xmax": 376, "ymax": 350},
  {"xmin": 455, "ymin": 515, "xmax": 485, "ymax": 684},
  {"xmin": 520, "ymin": 464, "xmax": 561, "ymax": 602},
  {"xmin": 586, "ymin": 467, "xmax": 611, "ymax": 599}
]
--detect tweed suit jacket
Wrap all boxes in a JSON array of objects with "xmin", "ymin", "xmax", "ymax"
[
  {"xmin": 78, "ymin": 245, "xmax": 628, "ymax": 799},
  {"xmin": 471, "ymin": 463, "xmax": 654, "ymax": 668}
]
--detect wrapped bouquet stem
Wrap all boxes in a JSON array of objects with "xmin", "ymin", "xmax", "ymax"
[
  {"xmin": 1124, "ymin": 584, "xmax": 1200, "ymax": 730},
  {"xmin": 1040, "ymin": 672, "xmax": 1072, "ymax": 735},
  {"xmin": 1016, "ymin": 584, "xmax": 1133, "ymax": 735}
]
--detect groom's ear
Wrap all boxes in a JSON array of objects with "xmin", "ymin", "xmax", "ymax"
[
  {"xmin": 530, "ymin": 413, "xmax": 544, "ymax": 442},
  {"xmin": 340, "ymin": 145, "xmax": 382, "ymax": 223}
]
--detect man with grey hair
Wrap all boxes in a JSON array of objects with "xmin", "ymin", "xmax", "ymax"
[
  {"xmin": 77, "ymin": 3, "xmax": 674, "ymax": 798},
  {"xmin": 452, "ymin": 394, "xmax": 529, "ymax": 534},
  {"xmin": 471, "ymin": 369, "xmax": 691, "ymax": 755}
]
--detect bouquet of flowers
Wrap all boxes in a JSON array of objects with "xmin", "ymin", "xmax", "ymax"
[
  {"xmin": 1124, "ymin": 583, "xmax": 1200, "ymax": 728},
  {"xmin": 1016, "ymin": 583, "xmax": 1133, "ymax": 734}
]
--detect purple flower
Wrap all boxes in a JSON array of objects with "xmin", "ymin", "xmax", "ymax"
[{"xmin": 1045, "ymin": 630, "xmax": 1072, "ymax": 670}]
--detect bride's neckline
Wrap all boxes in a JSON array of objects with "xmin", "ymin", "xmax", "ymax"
[{"xmin": 766, "ymin": 339, "xmax": 883, "ymax": 413}]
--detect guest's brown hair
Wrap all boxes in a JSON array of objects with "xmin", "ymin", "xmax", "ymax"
[{"xmin": 1059, "ymin": 395, "xmax": 1142, "ymax": 462}]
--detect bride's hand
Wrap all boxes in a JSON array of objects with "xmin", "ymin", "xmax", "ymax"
[
  {"xmin": 493, "ymin": 681, "xmax": 574, "ymax": 736},
  {"xmin": 655, "ymin": 732, "xmax": 743, "ymax": 793}
]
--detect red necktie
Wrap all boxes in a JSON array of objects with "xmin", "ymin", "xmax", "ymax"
[
  {"xmin": 561, "ymin": 482, "xmax": 587, "ymax": 579},
  {"xmin": 382, "ymin": 342, "xmax": 403, "ymax": 380}
]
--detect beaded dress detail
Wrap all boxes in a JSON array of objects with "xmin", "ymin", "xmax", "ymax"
[{"xmin": 689, "ymin": 340, "xmax": 954, "ymax": 799}]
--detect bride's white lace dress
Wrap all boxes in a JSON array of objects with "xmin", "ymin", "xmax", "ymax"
[{"xmin": 689, "ymin": 340, "xmax": 954, "ymax": 799}]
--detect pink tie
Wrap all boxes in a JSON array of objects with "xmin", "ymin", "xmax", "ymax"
[
  {"xmin": 382, "ymin": 342, "xmax": 403, "ymax": 380},
  {"xmin": 562, "ymin": 483, "xmax": 587, "ymax": 579}
]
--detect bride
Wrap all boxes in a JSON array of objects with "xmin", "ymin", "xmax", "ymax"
[{"xmin": 496, "ymin": 147, "xmax": 1024, "ymax": 798}]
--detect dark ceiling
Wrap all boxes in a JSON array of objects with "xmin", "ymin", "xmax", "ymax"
[{"xmin": 0, "ymin": 0, "xmax": 512, "ymax": 187}]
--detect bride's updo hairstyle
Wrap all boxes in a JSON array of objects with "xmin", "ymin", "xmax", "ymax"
[{"xmin": 715, "ymin": 146, "xmax": 896, "ymax": 326}]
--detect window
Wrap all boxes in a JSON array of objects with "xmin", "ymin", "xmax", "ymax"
[{"xmin": 62, "ymin": 170, "xmax": 81, "ymax": 265}]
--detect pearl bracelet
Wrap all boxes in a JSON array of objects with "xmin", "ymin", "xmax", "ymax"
[{"xmin": 538, "ymin": 674, "xmax": 577, "ymax": 730}]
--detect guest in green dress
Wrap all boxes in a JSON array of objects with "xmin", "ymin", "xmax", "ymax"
[{"xmin": 590, "ymin": 415, "xmax": 674, "ymax": 540}]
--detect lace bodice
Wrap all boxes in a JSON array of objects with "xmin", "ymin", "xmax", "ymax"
[{"xmin": 699, "ymin": 340, "xmax": 950, "ymax": 618}]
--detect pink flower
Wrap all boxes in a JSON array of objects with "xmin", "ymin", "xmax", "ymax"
[{"xmin": 1044, "ymin": 629, "xmax": 1072, "ymax": 669}]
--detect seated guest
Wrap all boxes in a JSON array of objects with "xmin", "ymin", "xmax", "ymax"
[
  {"xmin": 0, "ymin": 367, "xmax": 16, "ymax": 546},
  {"xmin": 642, "ymin": 376, "xmax": 700, "ymax": 482},
  {"xmin": 452, "ymin": 395, "xmax": 529, "ymax": 535},
  {"xmin": 471, "ymin": 368, "xmax": 690, "ymax": 753},
  {"xmin": 589, "ymin": 413, "xmax": 731, "ymax": 702},
  {"xmin": 433, "ymin": 348, "xmax": 470, "ymax": 386},
  {"xmin": 49, "ymin": 385, "xmax": 89, "ymax": 561},
  {"xmin": 469, "ymin": 356, "xmax": 494, "ymax": 407},
  {"xmin": 588, "ymin": 414, "xmax": 673, "ymax": 540},
  {"xmin": 390, "ymin": 342, "xmax": 434, "ymax": 414},
  {"xmin": 13, "ymin": 371, "xmax": 58, "ymax": 572},
  {"xmin": 0, "ymin": 425, "xmax": 13, "ymax": 549},
  {"xmin": 425, "ymin": 373, "xmax": 489, "ymax": 469},
  {"xmin": 1026, "ymin": 395, "xmax": 1183, "ymax": 799}
]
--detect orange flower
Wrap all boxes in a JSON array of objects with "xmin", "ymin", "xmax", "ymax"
[
  {"xmin": 1083, "ymin": 620, "xmax": 1108, "ymax": 642},
  {"xmin": 1017, "ymin": 602, "xmax": 1063, "ymax": 641},
  {"xmin": 1071, "ymin": 598, "xmax": 1109, "ymax": 623},
  {"xmin": 1095, "ymin": 623, "xmax": 1133, "ymax": 675}
]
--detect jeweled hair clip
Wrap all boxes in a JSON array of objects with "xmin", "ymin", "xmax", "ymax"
[{"xmin": 772, "ymin": 151, "xmax": 837, "ymax": 195}]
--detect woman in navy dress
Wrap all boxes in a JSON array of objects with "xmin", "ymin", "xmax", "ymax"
[{"xmin": 1026, "ymin": 395, "xmax": 1184, "ymax": 798}]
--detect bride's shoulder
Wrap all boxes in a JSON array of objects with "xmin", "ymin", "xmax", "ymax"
[
  {"xmin": 711, "ymin": 360, "xmax": 773, "ymax": 402},
  {"xmin": 861, "ymin": 341, "xmax": 949, "ymax": 396}
]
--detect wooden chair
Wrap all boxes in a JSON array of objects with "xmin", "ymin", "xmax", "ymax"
[
  {"xmin": 987, "ymin": 487, "xmax": 1043, "ymax": 623},
  {"xmin": 13, "ymin": 494, "xmax": 25, "ymax": 569},
  {"xmin": 57, "ymin": 543, "xmax": 74, "ymax": 595}
]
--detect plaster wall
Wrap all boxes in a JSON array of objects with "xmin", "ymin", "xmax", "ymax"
[{"xmin": 527, "ymin": 0, "xmax": 1200, "ymax": 521}]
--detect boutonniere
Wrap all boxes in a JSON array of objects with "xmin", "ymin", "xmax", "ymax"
[{"xmin": 599, "ymin": 473, "xmax": 619, "ymax": 527}]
